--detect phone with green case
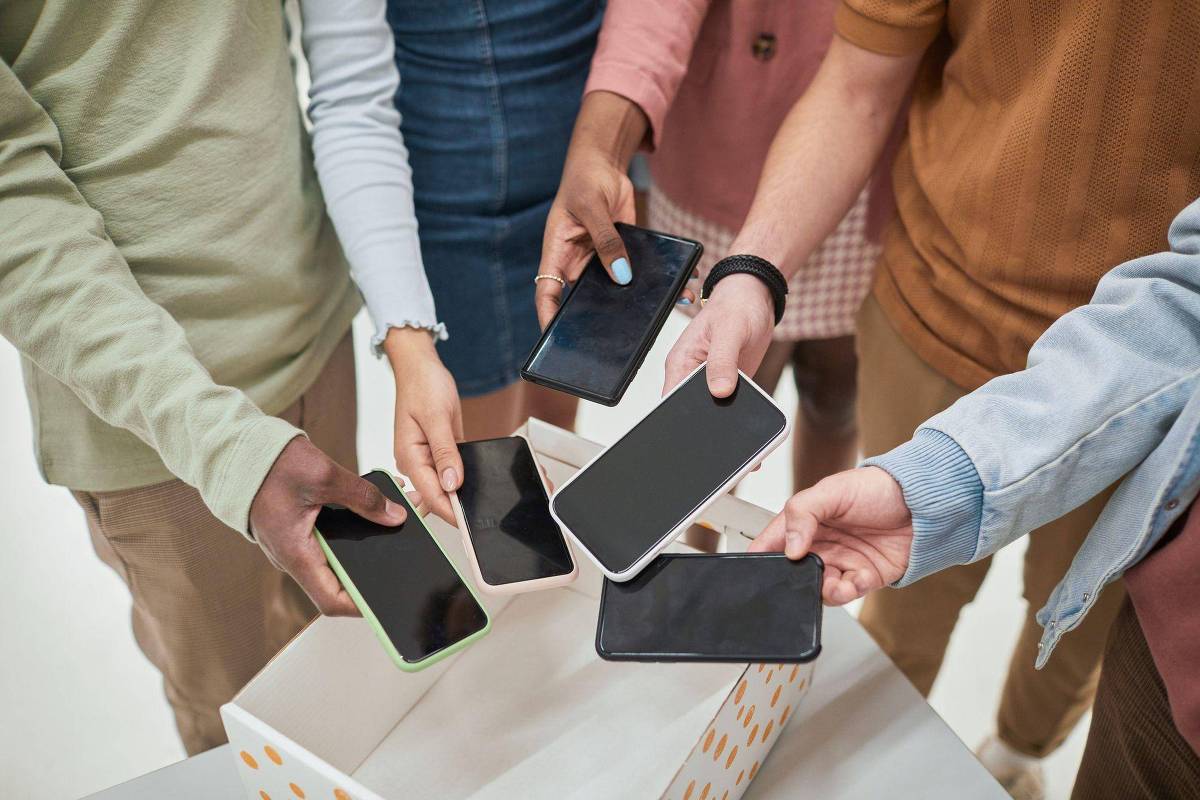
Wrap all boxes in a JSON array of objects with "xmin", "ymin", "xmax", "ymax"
[{"xmin": 314, "ymin": 470, "xmax": 490, "ymax": 672}]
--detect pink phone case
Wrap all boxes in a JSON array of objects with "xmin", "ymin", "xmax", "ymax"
[{"xmin": 450, "ymin": 433, "xmax": 579, "ymax": 595}]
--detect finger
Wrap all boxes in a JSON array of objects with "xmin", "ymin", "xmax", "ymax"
[
  {"xmin": 705, "ymin": 322, "xmax": 744, "ymax": 398},
  {"xmin": 325, "ymin": 465, "xmax": 407, "ymax": 527},
  {"xmin": 663, "ymin": 326, "xmax": 706, "ymax": 396},
  {"xmin": 575, "ymin": 202, "xmax": 632, "ymax": 286},
  {"xmin": 748, "ymin": 511, "xmax": 788, "ymax": 552},
  {"xmin": 397, "ymin": 432, "xmax": 451, "ymax": 526},
  {"xmin": 535, "ymin": 272, "xmax": 567, "ymax": 329},
  {"xmin": 422, "ymin": 413, "xmax": 464, "ymax": 525},
  {"xmin": 290, "ymin": 535, "xmax": 360, "ymax": 617}
]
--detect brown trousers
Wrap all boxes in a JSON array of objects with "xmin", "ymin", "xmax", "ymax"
[
  {"xmin": 71, "ymin": 332, "xmax": 358, "ymax": 755},
  {"xmin": 855, "ymin": 296, "xmax": 1125, "ymax": 757},
  {"xmin": 1072, "ymin": 598, "xmax": 1200, "ymax": 799}
]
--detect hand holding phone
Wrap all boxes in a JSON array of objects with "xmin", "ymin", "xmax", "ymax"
[
  {"xmin": 522, "ymin": 223, "xmax": 702, "ymax": 406},
  {"xmin": 551, "ymin": 364, "xmax": 789, "ymax": 581},
  {"xmin": 451, "ymin": 436, "xmax": 577, "ymax": 594},
  {"xmin": 315, "ymin": 470, "xmax": 490, "ymax": 671}
]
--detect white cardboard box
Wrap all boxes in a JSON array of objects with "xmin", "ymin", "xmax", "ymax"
[{"xmin": 222, "ymin": 419, "xmax": 813, "ymax": 800}]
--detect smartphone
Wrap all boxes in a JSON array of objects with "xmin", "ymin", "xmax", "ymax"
[
  {"xmin": 521, "ymin": 223, "xmax": 702, "ymax": 406},
  {"xmin": 596, "ymin": 553, "xmax": 823, "ymax": 663},
  {"xmin": 450, "ymin": 436, "xmax": 578, "ymax": 594},
  {"xmin": 314, "ymin": 470, "xmax": 491, "ymax": 672},
  {"xmin": 550, "ymin": 363, "xmax": 789, "ymax": 581}
]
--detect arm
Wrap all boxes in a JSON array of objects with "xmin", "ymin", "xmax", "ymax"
[
  {"xmin": 750, "ymin": 197, "xmax": 1200, "ymax": 602},
  {"xmin": 0, "ymin": 60, "xmax": 402, "ymax": 615},
  {"xmin": 300, "ymin": 0, "xmax": 465, "ymax": 524},
  {"xmin": 664, "ymin": 35, "xmax": 922, "ymax": 395},
  {"xmin": 535, "ymin": 0, "xmax": 710, "ymax": 326}
]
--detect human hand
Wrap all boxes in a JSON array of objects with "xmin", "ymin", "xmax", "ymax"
[
  {"xmin": 663, "ymin": 274, "xmax": 776, "ymax": 397},
  {"xmin": 385, "ymin": 327, "xmax": 464, "ymax": 526},
  {"xmin": 748, "ymin": 466, "xmax": 913, "ymax": 605},
  {"xmin": 249, "ymin": 437, "xmax": 413, "ymax": 616}
]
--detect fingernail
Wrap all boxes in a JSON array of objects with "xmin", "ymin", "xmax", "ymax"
[
  {"xmin": 385, "ymin": 500, "xmax": 406, "ymax": 522},
  {"xmin": 441, "ymin": 468, "xmax": 457, "ymax": 492},
  {"xmin": 677, "ymin": 297, "xmax": 691, "ymax": 305},
  {"xmin": 612, "ymin": 257, "xmax": 632, "ymax": 285}
]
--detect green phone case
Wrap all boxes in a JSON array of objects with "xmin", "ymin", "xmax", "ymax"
[{"xmin": 313, "ymin": 470, "xmax": 492, "ymax": 672}]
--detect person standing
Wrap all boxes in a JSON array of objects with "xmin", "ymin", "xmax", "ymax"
[
  {"xmin": 0, "ymin": 0, "xmax": 463, "ymax": 754},
  {"xmin": 538, "ymin": 0, "xmax": 897, "ymax": 493},
  {"xmin": 749, "ymin": 196, "xmax": 1200, "ymax": 795},
  {"xmin": 384, "ymin": 0, "xmax": 604, "ymax": 441},
  {"xmin": 658, "ymin": 3, "xmax": 1200, "ymax": 796}
]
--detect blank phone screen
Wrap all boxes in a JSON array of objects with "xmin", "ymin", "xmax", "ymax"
[
  {"xmin": 457, "ymin": 437, "xmax": 574, "ymax": 586},
  {"xmin": 316, "ymin": 471, "xmax": 488, "ymax": 664},
  {"xmin": 523, "ymin": 224, "xmax": 701, "ymax": 404},
  {"xmin": 552, "ymin": 368, "xmax": 787, "ymax": 575},
  {"xmin": 597, "ymin": 553, "xmax": 823, "ymax": 662}
]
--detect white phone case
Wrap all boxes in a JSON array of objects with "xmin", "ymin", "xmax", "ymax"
[
  {"xmin": 450, "ymin": 433, "xmax": 579, "ymax": 595},
  {"xmin": 549, "ymin": 362, "xmax": 790, "ymax": 583}
]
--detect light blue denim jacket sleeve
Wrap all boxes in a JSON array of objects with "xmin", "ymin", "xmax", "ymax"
[
  {"xmin": 867, "ymin": 197, "xmax": 1200, "ymax": 662},
  {"xmin": 300, "ymin": 0, "xmax": 448, "ymax": 351}
]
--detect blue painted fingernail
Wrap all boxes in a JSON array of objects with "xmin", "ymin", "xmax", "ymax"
[
  {"xmin": 612, "ymin": 257, "xmax": 632, "ymax": 285},
  {"xmin": 677, "ymin": 297, "xmax": 691, "ymax": 305}
]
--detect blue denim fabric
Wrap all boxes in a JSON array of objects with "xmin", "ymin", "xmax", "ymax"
[
  {"xmin": 867, "ymin": 197, "xmax": 1200, "ymax": 667},
  {"xmin": 386, "ymin": 0, "xmax": 602, "ymax": 396}
]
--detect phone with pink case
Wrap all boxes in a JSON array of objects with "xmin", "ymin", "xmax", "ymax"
[{"xmin": 450, "ymin": 435, "xmax": 578, "ymax": 595}]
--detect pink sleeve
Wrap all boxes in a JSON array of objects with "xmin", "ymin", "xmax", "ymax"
[{"xmin": 583, "ymin": 0, "xmax": 712, "ymax": 151}]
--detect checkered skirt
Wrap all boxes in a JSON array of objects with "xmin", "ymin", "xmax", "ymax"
[{"xmin": 649, "ymin": 185, "xmax": 880, "ymax": 341}]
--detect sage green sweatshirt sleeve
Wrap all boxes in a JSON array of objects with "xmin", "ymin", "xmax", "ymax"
[{"xmin": 0, "ymin": 61, "xmax": 300, "ymax": 536}]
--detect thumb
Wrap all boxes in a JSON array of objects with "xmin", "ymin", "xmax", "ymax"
[
  {"xmin": 749, "ymin": 510, "xmax": 788, "ymax": 553},
  {"xmin": 704, "ymin": 328, "xmax": 743, "ymax": 398},
  {"xmin": 576, "ymin": 204, "xmax": 632, "ymax": 286},
  {"xmin": 326, "ymin": 467, "xmax": 407, "ymax": 527}
]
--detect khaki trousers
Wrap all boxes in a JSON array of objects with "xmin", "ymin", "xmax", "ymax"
[
  {"xmin": 856, "ymin": 296, "xmax": 1125, "ymax": 757},
  {"xmin": 71, "ymin": 332, "xmax": 358, "ymax": 755}
]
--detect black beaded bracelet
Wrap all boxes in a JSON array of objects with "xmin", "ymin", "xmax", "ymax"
[{"xmin": 700, "ymin": 254, "xmax": 788, "ymax": 325}]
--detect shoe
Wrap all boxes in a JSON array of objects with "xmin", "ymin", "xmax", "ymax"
[{"xmin": 975, "ymin": 734, "xmax": 1046, "ymax": 800}]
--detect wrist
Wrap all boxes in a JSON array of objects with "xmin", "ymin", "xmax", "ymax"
[
  {"xmin": 382, "ymin": 326, "xmax": 438, "ymax": 369},
  {"xmin": 709, "ymin": 274, "xmax": 775, "ymax": 318},
  {"xmin": 570, "ymin": 91, "xmax": 649, "ymax": 169}
]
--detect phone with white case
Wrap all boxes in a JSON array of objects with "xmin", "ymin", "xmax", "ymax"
[{"xmin": 550, "ymin": 363, "xmax": 789, "ymax": 582}]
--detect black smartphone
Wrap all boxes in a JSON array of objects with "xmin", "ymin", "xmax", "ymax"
[
  {"xmin": 596, "ymin": 553, "xmax": 824, "ymax": 663},
  {"xmin": 521, "ymin": 223, "xmax": 702, "ymax": 406},
  {"xmin": 315, "ymin": 470, "xmax": 490, "ymax": 672},
  {"xmin": 550, "ymin": 365, "xmax": 789, "ymax": 581},
  {"xmin": 452, "ymin": 436, "xmax": 577, "ymax": 592}
]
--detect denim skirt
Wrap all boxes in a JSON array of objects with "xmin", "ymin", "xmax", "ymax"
[{"xmin": 387, "ymin": 0, "xmax": 603, "ymax": 396}]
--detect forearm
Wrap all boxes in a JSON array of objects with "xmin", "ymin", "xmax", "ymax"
[
  {"xmin": 870, "ymin": 198, "xmax": 1200, "ymax": 581},
  {"xmin": 566, "ymin": 91, "xmax": 650, "ymax": 172},
  {"xmin": 582, "ymin": 0, "xmax": 710, "ymax": 150},
  {"xmin": 0, "ymin": 66, "xmax": 298, "ymax": 534},
  {"xmin": 301, "ymin": 0, "xmax": 444, "ymax": 352},
  {"xmin": 730, "ymin": 37, "xmax": 919, "ymax": 276}
]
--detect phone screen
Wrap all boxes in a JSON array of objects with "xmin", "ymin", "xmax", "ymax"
[
  {"xmin": 597, "ymin": 553, "xmax": 823, "ymax": 662},
  {"xmin": 316, "ymin": 471, "xmax": 488, "ymax": 664},
  {"xmin": 522, "ymin": 223, "xmax": 702, "ymax": 405},
  {"xmin": 552, "ymin": 367, "xmax": 787, "ymax": 575},
  {"xmin": 457, "ymin": 437, "xmax": 574, "ymax": 586}
]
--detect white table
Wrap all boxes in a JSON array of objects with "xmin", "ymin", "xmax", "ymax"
[{"xmin": 87, "ymin": 606, "xmax": 1004, "ymax": 799}]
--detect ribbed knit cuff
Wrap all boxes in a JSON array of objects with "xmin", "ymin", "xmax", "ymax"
[
  {"xmin": 206, "ymin": 416, "xmax": 305, "ymax": 539},
  {"xmin": 863, "ymin": 429, "xmax": 983, "ymax": 587}
]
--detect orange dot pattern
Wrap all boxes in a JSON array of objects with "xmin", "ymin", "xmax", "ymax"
[
  {"xmin": 235, "ymin": 738, "xmax": 357, "ymax": 800},
  {"xmin": 664, "ymin": 661, "xmax": 815, "ymax": 800}
]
